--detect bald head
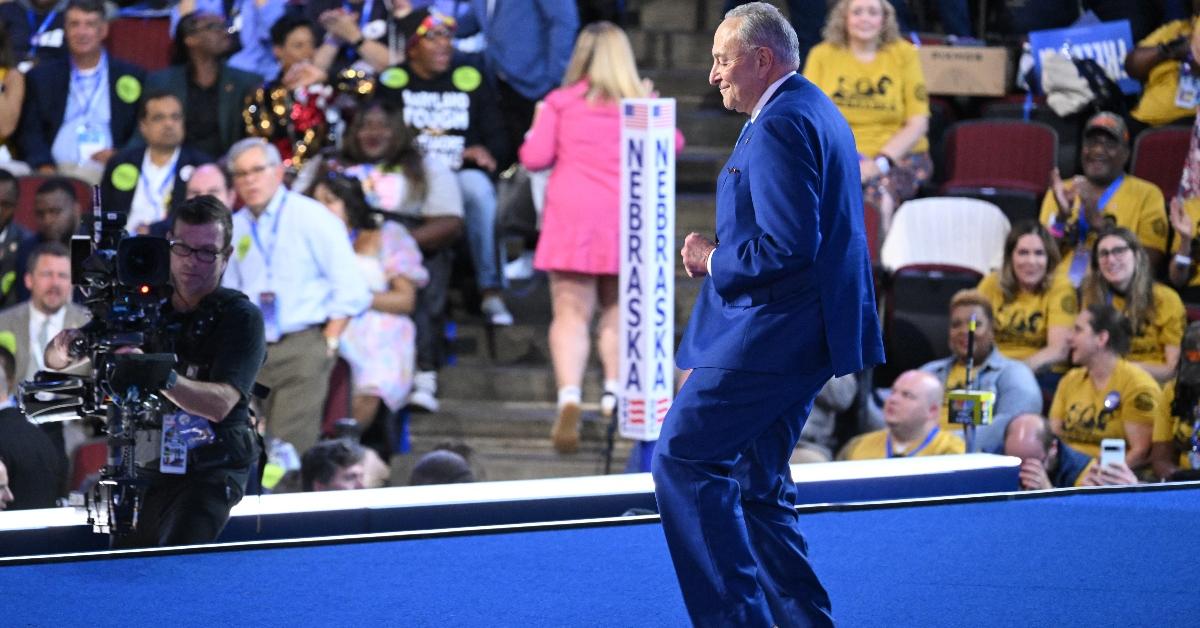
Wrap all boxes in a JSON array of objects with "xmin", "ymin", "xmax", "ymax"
[
  {"xmin": 1004, "ymin": 413, "xmax": 1056, "ymax": 463},
  {"xmin": 883, "ymin": 370, "xmax": 943, "ymax": 439}
]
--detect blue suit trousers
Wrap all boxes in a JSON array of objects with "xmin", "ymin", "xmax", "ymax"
[{"xmin": 652, "ymin": 366, "xmax": 835, "ymax": 628}]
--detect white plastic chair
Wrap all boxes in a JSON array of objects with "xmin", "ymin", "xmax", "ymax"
[{"xmin": 880, "ymin": 197, "xmax": 1011, "ymax": 276}]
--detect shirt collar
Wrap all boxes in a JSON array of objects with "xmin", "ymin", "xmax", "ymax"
[
  {"xmin": 29, "ymin": 302, "xmax": 66, "ymax": 326},
  {"xmin": 247, "ymin": 186, "xmax": 287, "ymax": 221},
  {"xmin": 750, "ymin": 71, "xmax": 795, "ymax": 124}
]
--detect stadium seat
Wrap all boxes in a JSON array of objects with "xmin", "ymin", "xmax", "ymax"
[
  {"xmin": 322, "ymin": 357, "xmax": 353, "ymax": 438},
  {"xmin": 881, "ymin": 196, "xmax": 1010, "ymax": 276},
  {"xmin": 1131, "ymin": 126, "xmax": 1190, "ymax": 200},
  {"xmin": 876, "ymin": 264, "xmax": 983, "ymax": 388},
  {"xmin": 16, "ymin": 175, "xmax": 94, "ymax": 231},
  {"xmin": 106, "ymin": 17, "xmax": 173, "ymax": 73},
  {"xmin": 941, "ymin": 185, "xmax": 1040, "ymax": 227},
  {"xmin": 69, "ymin": 438, "xmax": 108, "ymax": 492},
  {"xmin": 981, "ymin": 101, "xmax": 1081, "ymax": 176},
  {"xmin": 939, "ymin": 120, "xmax": 1058, "ymax": 196}
]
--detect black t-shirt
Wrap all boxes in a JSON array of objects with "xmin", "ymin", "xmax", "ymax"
[
  {"xmin": 165, "ymin": 287, "xmax": 265, "ymax": 429},
  {"xmin": 377, "ymin": 62, "xmax": 513, "ymax": 172},
  {"xmin": 0, "ymin": 3, "xmax": 67, "ymax": 67},
  {"xmin": 186, "ymin": 78, "xmax": 223, "ymax": 159}
]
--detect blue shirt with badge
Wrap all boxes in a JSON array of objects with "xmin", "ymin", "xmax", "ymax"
[
  {"xmin": 222, "ymin": 187, "xmax": 372, "ymax": 341},
  {"xmin": 50, "ymin": 53, "xmax": 113, "ymax": 165}
]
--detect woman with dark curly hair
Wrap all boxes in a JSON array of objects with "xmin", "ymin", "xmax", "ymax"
[{"xmin": 308, "ymin": 166, "xmax": 428, "ymax": 429}]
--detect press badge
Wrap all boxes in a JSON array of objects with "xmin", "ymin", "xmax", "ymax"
[
  {"xmin": 76, "ymin": 124, "xmax": 105, "ymax": 163},
  {"xmin": 259, "ymin": 291, "xmax": 280, "ymax": 342},
  {"xmin": 1177, "ymin": 68, "xmax": 1200, "ymax": 108},
  {"xmin": 159, "ymin": 411, "xmax": 216, "ymax": 474}
]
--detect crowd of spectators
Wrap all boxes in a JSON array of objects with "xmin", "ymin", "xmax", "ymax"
[{"xmin": 2, "ymin": 0, "xmax": 1200, "ymax": 512}]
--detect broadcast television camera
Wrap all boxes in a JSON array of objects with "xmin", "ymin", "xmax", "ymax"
[{"xmin": 19, "ymin": 187, "xmax": 176, "ymax": 535}]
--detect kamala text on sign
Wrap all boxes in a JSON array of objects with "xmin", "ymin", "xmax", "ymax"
[
  {"xmin": 619, "ymin": 98, "xmax": 676, "ymax": 441},
  {"xmin": 1029, "ymin": 20, "xmax": 1138, "ymax": 94}
]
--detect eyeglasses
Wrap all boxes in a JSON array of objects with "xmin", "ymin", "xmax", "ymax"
[
  {"xmin": 170, "ymin": 241, "xmax": 224, "ymax": 263},
  {"xmin": 1097, "ymin": 244, "xmax": 1131, "ymax": 259},
  {"xmin": 231, "ymin": 164, "xmax": 272, "ymax": 180}
]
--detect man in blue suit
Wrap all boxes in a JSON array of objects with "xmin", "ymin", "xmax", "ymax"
[
  {"xmin": 17, "ymin": 0, "xmax": 144, "ymax": 184},
  {"xmin": 653, "ymin": 4, "xmax": 885, "ymax": 627}
]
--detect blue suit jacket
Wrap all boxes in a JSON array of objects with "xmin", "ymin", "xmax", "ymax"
[
  {"xmin": 677, "ymin": 74, "xmax": 884, "ymax": 377},
  {"xmin": 17, "ymin": 55, "xmax": 145, "ymax": 169},
  {"xmin": 459, "ymin": 0, "xmax": 578, "ymax": 100}
]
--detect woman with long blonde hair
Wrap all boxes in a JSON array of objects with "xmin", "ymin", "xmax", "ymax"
[{"xmin": 520, "ymin": 22, "xmax": 684, "ymax": 453}]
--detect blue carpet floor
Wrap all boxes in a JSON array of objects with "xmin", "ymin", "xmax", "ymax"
[{"xmin": 2, "ymin": 486, "xmax": 1195, "ymax": 627}]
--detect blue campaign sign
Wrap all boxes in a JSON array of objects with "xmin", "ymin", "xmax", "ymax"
[{"xmin": 1029, "ymin": 20, "xmax": 1139, "ymax": 94}]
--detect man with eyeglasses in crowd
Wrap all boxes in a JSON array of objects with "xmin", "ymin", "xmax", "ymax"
[
  {"xmin": 221, "ymin": 137, "xmax": 370, "ymax": 456},
  {"xmin": 45, "ymin": 195, "xmax": 268, "ymax": 547}
]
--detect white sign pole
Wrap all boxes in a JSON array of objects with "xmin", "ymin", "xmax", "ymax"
[{"xmin": 618, "ymin": 98, "xmax": 676, "ymax": 442}]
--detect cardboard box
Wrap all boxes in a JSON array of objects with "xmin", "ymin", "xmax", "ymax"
[{"xmin": 918, "ymin": 45, "xmax": 1010, "ymax": 97}]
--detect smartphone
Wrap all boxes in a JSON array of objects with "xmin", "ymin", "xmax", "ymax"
[{"xmin": 1099, "ymin": 438, "xmax": 1126, "ymax": 468}]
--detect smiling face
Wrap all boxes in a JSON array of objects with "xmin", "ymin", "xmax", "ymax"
[
  {"xmin": 1011, "ymin": 233, "xmax": 1049, "ymax": 291},
  {"xmin": 273, "ymin": 24, "xmax": 315, "ymax": 71},
  {"xmin": 1080, "ymin": 131, "xmax": 1129, "ymax": 184},
  {"xmin": 353, "ymin": 106, "xmax": 394, "ymax": 162},
  {"xmin": 64, "ymin": 7, "xmax": 107, "ymax": 60},
  {"xmin": 845, "ymin": 0, "xmax": 885, "ymax": 45},
  {"xmin": 1068, "ymin": 310, "xmax": 1105, "ymax": 365},
  {"xmin": 408, "ymin": 25, "xmax": 454, "ymax": 78},
  {"xmin": 709, "ymin": 18, "xmax": 768, "ymax": 115},
  {"xmin": 948, "ymin": 304, "xmax": 994, "ymax": 364},
  {"xmin": 1096, "ymin": 234, "xmax": 1135, "ymax": 291}
]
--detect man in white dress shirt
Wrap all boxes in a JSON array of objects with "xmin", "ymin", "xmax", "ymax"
[{"xmin": 221, "ymin": 138, "xmax": 371, "ymax": 453}]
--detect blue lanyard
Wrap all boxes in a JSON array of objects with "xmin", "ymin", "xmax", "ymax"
[
  {"xmin": 69, "ymin": 53, "xmax": 107, "ymax": 123},
  {"xmin": 1078, "ymin": 175, "xmax": 1123, "ymax": 244},
  {"xmin": 887, "ymin": 426, "xmax": 940, "ymax": 458},
  {"xmin": 249, "ymin": 192, "xmax": 286, "ymax": 275},
  {"xmin": 25, "ymin": 8, "xmax": 58, "ymax": 52},
  {"xmin": 138, "ymin": 154, "xmax": 180, "ymax": 215}
]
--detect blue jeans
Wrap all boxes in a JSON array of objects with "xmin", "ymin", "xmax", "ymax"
[{"xmin": 457, "ymin": 168, "xmax": 504, "ymax": 291}]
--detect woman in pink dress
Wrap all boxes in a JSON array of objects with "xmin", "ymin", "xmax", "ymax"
[{"xmin": 520, "ymin": 22, "xmax": 684, "ymax": 453}]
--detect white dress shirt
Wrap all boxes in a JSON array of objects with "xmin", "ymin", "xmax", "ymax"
[
  {"xmin": 222, "ymin": 187, "xmax": 372, "ymax": 342},
  {"xmin": 27, "ymin": 303, "xmax": 67, "ymax": 380}
]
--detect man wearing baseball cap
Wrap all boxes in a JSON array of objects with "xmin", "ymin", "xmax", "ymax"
[{"xmin": 1041, "ymin": 111, "xmax": 1168, "ymax": 285}]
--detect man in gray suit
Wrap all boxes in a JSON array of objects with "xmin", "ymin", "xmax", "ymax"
[
  {"xmin": 0, "ymin": 242, "xmax": 89, "ymax": 463},
  {"xmin": 0, "ymin": 242, "xmax": 89, "ymax": 382}
]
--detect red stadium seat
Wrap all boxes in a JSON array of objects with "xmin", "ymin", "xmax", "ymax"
[
  {"xmin": 106, "ymin": 17, "xmax": 173, "ymax": 73},
  {"xmin": 322, "ymin": 357, "xmax": 353, "ymax": 438},
  {"xmin": 876, "ymin": 264, "xmax": 982, "ymax": 388},
  {"xmin": 70, "ymin": 438, "xmax": 108, "ymax": 492},
  {"xmin": 16, "ymin": 175, "xmax": 94, "ymax": 231},
  {"xmin": 939, "ymin": 120, "xmax": 1058, "ymax": 196},
  {"xmin": 1131, "ymin": 126, "xmax": 1191, "ymax": 200}
]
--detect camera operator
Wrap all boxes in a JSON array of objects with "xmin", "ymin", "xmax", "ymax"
[{"xmin": 44, "ymin": 196, "xmax": 266, "ymax": 547}]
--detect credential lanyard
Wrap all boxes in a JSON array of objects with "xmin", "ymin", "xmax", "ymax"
[
  {"xmin": 1078, "ymin": 175, "xmax": 1124, "ymax": 244},
  {"xmin": 249, "ymin": 192, "xmax": 286, "ymax": 281},
  {"xmin": 138, "ymin": 155, "xmax": 180, "ymax": 219},
  {"xmin": 887, "ymin": 426, "xmax": 940, "ymax": 458},
  {"xmin": 69, "ymin": 52, "xmax": 107, "ymax": 123},
  {"xmin": 26, "ymin": 8, "xmax": 58, "ymax": 54}
]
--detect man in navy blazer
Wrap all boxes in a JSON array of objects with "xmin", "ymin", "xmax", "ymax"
[
  {"xmin": 653, "ymin": 4, "xmax": 884, "ymax": 627},
  {"xmin": 17, "ymin": 0, "xmax": 144, "ymax": 182}
]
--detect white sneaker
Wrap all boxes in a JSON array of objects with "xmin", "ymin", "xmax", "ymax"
[
  {"xmin": 481, "ymin": 294, "xmax": 514, "ymax": 326},
  {"xmin": 408, "ymin": 370, "xmax": 440, "ymax": 413},
  {"xmin": 503, "ymin": 251, "xmax": 535, "ymax": 281}
]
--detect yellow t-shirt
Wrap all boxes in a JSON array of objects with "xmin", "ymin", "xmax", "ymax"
[
  {"xmin": 837, "ymin": 427, "xmax": 965, "ymax": 461},
  {"xmin": 977, "ymin": 271, "xmax": 1078, "ymax": 362},
  {"xmin": 1081, "ymin": 282, "xmax": 1185, "ymax": 366},
  {"xmin": 1155, "ymin": 380, "xmax": 1197, "ymax": 469},
  {"xmin": 1131, "ymin": 18, "xmax": 1198, "ymax": 127},
  {"xmin": 803, "ymin": 40, "xmax": 930, "ymax": 156},
  {"xmin": 1039, "ymin": 176, "xmax": 1169, "ymax": 271},
  {"xmin": 1049, "ymin": 359, "xmax": 1163, "ymax": 457}
]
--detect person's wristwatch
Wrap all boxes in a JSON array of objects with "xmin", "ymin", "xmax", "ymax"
[{"xmin": 874, "ymin": 154, "xmax": 893, "ymax": 175}]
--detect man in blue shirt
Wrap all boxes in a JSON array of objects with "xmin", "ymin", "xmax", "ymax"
[{"xmin": 221, "ymin": 138, "xmax": 371, "ymax": 454}]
